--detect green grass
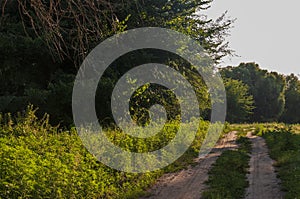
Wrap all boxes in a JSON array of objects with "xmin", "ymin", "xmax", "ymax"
[
  {"xmin": 263, "ymin": 128, "xmax": 300, "ymax": 199},
  {"xmin": 201, "ymin": 136, "xmax": 251, "ymax": 199}
]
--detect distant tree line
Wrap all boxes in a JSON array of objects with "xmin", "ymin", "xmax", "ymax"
[
  {"xmin": 1, "ymin": 1, "xmax": 299, "ymax": 126},
  {"xmin": 222, "ymin": 62, "xmax": 300, "ymax": 124}
]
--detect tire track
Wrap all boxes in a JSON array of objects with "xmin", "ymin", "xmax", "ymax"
[
  {"xmin": 140, "ymin": 131, "xmax": 238, "ymax": 199},
  {"xmin": 245, "ymin": 132, "xmax": 284, "ymax": 199}
]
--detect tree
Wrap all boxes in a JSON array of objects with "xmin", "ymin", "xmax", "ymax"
[
  {"xmin": 2, "ymin": 0, "xmax": 233, "ymax": 66},
  {"xmin": 224, "ymin": 78, "xmax": 254, "ymax": 123},
  {"xmin": 280, "ymin": 74, "xmax": 300, "ymax": 123},
  {"xmin": 119, "ymin": 0, "xmax": 234, "ymax": 63},
  {"xmin": 97, "ymin": 0, "xmax": 234, "ymax": 122}
]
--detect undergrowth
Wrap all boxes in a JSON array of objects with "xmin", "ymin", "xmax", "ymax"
[{"xmin": 0, "ymin": 106, "xmax": 220, "ymax": 198}]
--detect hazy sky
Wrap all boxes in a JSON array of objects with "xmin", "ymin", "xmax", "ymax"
[{"xmin": 204, "ymin": 0, "xmax": 300, "ymax": 75}]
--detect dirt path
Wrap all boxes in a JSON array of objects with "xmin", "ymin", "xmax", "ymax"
[
  {"xmin": 140, "ymin": 131, "xmax": 238, "ymax": 199},
  {"xmin": 245, "ymin": 132, "xmax": 285, "ymax": 199}
]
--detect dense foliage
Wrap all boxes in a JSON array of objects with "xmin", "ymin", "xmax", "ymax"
[
  {"xmin": 0, "ymin": 106, "xmax": 213, "ymax": 198},
  {"xmin": 0, "ymin": 0, "xmax": 233, "ymax": 126},
  {"xmin": 221, "ymin": 62, "xmax": 300, "ymax": 123},
  {"xmin": 2, "ymin": 1, "xmax": 299, "ymax": 125}
]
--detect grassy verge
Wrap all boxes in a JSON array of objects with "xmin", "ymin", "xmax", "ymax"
[
  {"xmin": 263, "ymin": 128, "xmax": 300, "ymax": 198},
  {"xmin": 201, "ymin": 136, "xmax": 251, "ymax": 199}
]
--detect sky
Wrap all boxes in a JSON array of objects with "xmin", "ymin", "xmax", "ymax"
[{"xmin": 203, "ymin": 0, "xmax": 300, "ymax": 75}]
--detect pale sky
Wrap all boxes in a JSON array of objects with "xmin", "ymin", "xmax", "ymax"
[{"xmin": 203, "ymin": 0, "xmax": 300, "ymax": 75}]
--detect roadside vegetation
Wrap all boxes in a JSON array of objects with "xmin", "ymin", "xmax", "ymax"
[
  {"xmin": 202, "ymin": 133, "xmax": 251, "ymax": 199},
  {"xmin": 0, "ymin": 106, "xmax": 222, "ymax": 198},
  {"xmin": 263, "ymin": 127, "xmax": 300, "ymax": 199}
]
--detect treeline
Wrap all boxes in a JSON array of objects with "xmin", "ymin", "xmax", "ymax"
[
  {"xmin": 221, "ymin": 63, "xmax": 300, "ymax": 123},
  {"xmin": 0, "ymin": 1, "xmax": 299, "ymax": 126}
]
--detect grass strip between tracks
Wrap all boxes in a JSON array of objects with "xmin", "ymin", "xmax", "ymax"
[{"xmin": 202, "ymin": 135, "xmax": 251, "ymax": 199}]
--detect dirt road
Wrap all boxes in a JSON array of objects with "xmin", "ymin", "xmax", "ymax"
[
  {"xmin": 140, "ymin": 131, "xmax": 238, "ymax": 199},
  {"xmin": 245, "ymin": 133, "xmax": 285, "ymax": 199}
]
